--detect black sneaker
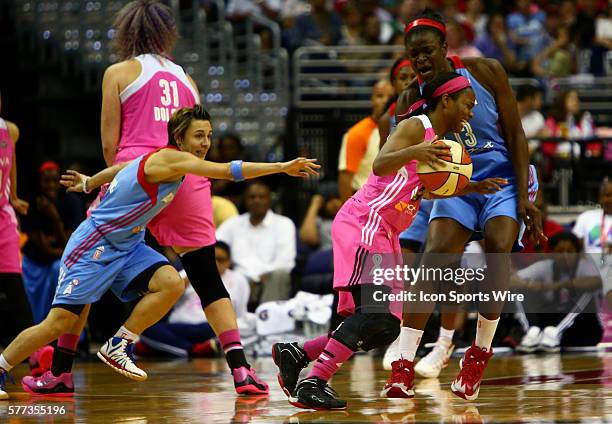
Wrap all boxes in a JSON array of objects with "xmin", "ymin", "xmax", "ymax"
[
  {"xmin": 272, "ymin": 342, "xmax": 310, "ymax": 397},
  {"xmin": 289, "ymin": 377, "xmax": 347, "ymax": 410}
]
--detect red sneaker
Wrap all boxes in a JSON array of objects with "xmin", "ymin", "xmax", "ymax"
[
  {"xmin": 451, "ymin": 344, "xmax": 493, "ymax": 401},
  {"xmin": 380, "ymin": 358, "xmax": 415, "ymax": 398}
]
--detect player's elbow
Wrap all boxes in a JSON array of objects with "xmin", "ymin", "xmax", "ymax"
[{"xmin": 372, "ymin": 156, "xmax": 390, "ymax": 177}]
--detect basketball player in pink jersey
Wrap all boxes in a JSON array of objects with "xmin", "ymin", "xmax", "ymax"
[
  {"xmin": 272, "ymin": 73, "xmax": 507, "ymax": 410},
  {"xmin": 0, "ymin": 93, "xmax": 55, "ymax": 387},
  {"xmin": 23, "ymin": 0, "xmax": 266, "ymax": 396}
]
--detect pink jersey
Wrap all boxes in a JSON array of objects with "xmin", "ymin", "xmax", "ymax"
[
  {"xmin": 352, "ymin": 114, "xmax": 435, "ymax": 240},
  {"xmin": 108, "ymin": 54, "xmax": 215, "ymax": 247},
  {"xmin": 115, "ymin": 54, "xmax": 199, "ymax": 162},
  {"xmin": 0, "ymin": 118, "xmax": 13, "ymax": 209},
  {"xmin": 0, "ymin": 117, "xmax": 21, "ymax": 273},
  {"xmin": 332, "ymin": 115, "xmax": 436, "ymax": 318}
]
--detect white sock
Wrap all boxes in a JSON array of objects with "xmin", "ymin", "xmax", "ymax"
[
  {"xmin": 0, "ymin": 354, "xmax": 14, "ymax": 372},
  {"xmin": 399, "ymin": 327, "xmax": 424, "ymax": 362},
  {"xmin": 115, "ymin": 326, "xmax": 139, "ymax": 342},
  {"xmin": 438, "ymin": 326, "xmax": 455, "ymax": 346},
  {"xmin": 475, "ymin": 314, "xmax": 499, "ymax": 351}
]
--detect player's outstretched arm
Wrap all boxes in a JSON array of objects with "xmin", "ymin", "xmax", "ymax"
[
  {"xmin": 373, "ymin": 118, "xmax": 449, "ymax": 176},
  {"xmin": 147, "ymin": 148, "xmax": 320, "ymax": 183},
  {"xmin": 60, "ymin": 162, "xmax": 131, "ymax": 193}
]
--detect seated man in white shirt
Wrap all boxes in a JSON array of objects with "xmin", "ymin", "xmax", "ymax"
[
  {"xmin": 516, "ymin": 84, "xmax": 551, "ymax": 156},
  {"xmin": 217, "ymin": 181, "xmax": 296, "ymax": 307}
]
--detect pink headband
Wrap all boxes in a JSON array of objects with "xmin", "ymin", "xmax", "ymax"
[
  {"xmin": 405, "ymin": 18, "xmax": 447, "ymax": 35},
  {"xmin": 431, "ymin": 76, "xmax": 471, "ymax": 98}
]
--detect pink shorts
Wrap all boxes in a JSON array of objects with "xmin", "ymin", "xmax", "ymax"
[
  {"xmin": 332, "ymin": 198, "xmax": 404, "ymax": 319},
  {"xmin": 89, "ymin": 147, "xmax": 216, "ymax": 248},
  {"xmin": 0, "ymin": 205, "xmax": 21, "ymax": 273}
]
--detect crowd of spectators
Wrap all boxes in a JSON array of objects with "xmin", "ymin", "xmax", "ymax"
[{"xmin": 220, "ymin": 0, "xmax": 612, "ymax": 78}]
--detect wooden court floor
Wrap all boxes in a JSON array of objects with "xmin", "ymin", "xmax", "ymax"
[{"xmin": 2, "ymin": 352, "xmax": 612, "ymax": 423}]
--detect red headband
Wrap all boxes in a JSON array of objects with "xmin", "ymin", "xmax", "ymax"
[
  {"xmin": 392, "ymin": 59, "xmax": 411, "ymax": 79},
  {"xmin": 405, "ymin": 18, "xmax": 446, "ymax": 35},
  {"xmin": 431, "ymin": 76, "xmax": 471, "ymax": 98},
  {"xmin": 39, "ymin": 161, "xmax": 60, "ymax": 173}
]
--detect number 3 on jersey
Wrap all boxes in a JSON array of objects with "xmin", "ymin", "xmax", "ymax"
[
  {"xmin": 159, "ymin": 79, "xmax": 179, "ymax": 107},
  {"xmin": 453, "ymin": 121, "xmax": 477, "ymax": 148}
]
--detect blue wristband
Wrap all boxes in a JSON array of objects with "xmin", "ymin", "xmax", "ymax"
[{"xmin": 230, "ymin": 160, "xmax": 245, "ymax": 181}]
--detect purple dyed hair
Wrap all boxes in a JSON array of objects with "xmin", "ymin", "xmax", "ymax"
[{"xmin": 112, "ymin": 0, "xmax": 178, "ymax": 60}]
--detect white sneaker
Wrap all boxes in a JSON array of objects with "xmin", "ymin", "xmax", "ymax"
[
  {"xmin": 0, "ymin": 370, "xmax": 12, "ymax": 400},
  {"xmin": 539, "ymin": 326, "xmax": 560, "ymax": 352},
  {"xmin": 414, "ymin": 341, "xmax": 454, "ymax": 378},
  {"xmin": 516, "ymin": 326, "xmax": 542, "ymax": 353},
  {"xmin": 382, "ymin": 336, "xmax": 400, "ymax": 371},
  {"xmin": 97, "ymin": 337, "xmax": 148, "ymax": 381}
]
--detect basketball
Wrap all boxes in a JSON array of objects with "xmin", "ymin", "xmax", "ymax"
[{"xmin": 417, "ymin": 139, "xmax": 472, "ymax": 196}]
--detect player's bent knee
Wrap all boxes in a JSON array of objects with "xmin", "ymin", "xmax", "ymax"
[
  {"xmin": 44, "ymin": 308, "xmax": 80, "ymax": 338},
  {"xmin": 151, "ymin": 266, "xmax": 184, "ymax": 298},
  {"xmin": 333, "ymin": 312, "xmax": 400, "ymax": 352}
]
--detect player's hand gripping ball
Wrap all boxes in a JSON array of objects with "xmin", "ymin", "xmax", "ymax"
[{"xmin": 417, "ymin": 139, "xmax": 472, "ymax": 196}]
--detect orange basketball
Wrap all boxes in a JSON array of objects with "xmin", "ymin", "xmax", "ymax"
[{"xmin": 416, "ymin": 139, "xmax": 473, "ymax": 196}]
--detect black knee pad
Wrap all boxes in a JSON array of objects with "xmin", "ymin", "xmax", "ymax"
[
  {"xmin": 181, "ymin": 246, "xmax": 230, "ymax": 308},
  {"xmin": 333, "ymin": 312, "xmax": 400, "ymax": 352}
]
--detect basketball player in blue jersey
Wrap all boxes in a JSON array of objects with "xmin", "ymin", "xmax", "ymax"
[
  {"xmin": 381, "ymin": 10, "xmax": 546, "ymax": 401},
  {"xmin": 0, "ymin": 105, "xmax": 319, "ymax": 399}
]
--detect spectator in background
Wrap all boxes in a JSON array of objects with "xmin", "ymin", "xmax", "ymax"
[
  {"xmin": 284, "ymin": 0, "xmax": 343, "ymax": 50},
  {"xmin": 337, "ymin": 79, "xmax": 393, "ymax": 201},
  {"xmin": 363, "ymin": 13, "xmax": 383, "ymax": 46},
  {"xmin": 299, "ymin": 182, "xmax": 342, "ymax": 251},
  {"xmin": 217, "ymin": 181, "xmax": 296, "ymax": 307},
  {"xmin": 392, "ymin": 0, "xmax": 425, "ymax": 33},
  {"xmin": 137, "ymin": 241, "xmax": 250, "ymax": 357},
  {"xmin": 457, "ymin": 0, "xmax": 488, "ymax": 40},
  {"xmin": 21, "ymin": 161, "xmax": 85, "ymax": 323},
  {"xmin": 445, "ymin": 19, "xmax": 483, "ymax": 57},
  {"xmin": 340, "ymin": 1, "xmax": 364, "ymax": 46},
  {"xmin": 545, "ymin": 89, "xmax": 596, "ymax": 140},
  {"xmin": 513, "ymin": 232, "xmax": 602, "ymax": 352},
  {"xmin": 559, "ymin": 0, "xmax": 577, "ymax": 28},
  {"xmin": 506, "ymin": 0, "xmax": 548, "ymax": 65},
  {"xmin": 516, "ymin": 84, "xmax": 550, "ymax": 142},
  {"xmin": 226, "ymin": 0, "xmax": 280, "ymax": 21},
  {"xmin": 532, "ymin": 25, "xmax": 576, "ymax": 78},
  {"xmin": 594, "ymin": 3, "xmax": 612, "ymax": 50},
  {"xmin": 573, "ymin": 0, "xmax": 609, "ymax": 75},
  {"xmin": 356, "ymin": 0, "xmax": 394, "ymax": 44},
  {"xmin": 475, "ymin": 13, "xmax": 524, "ymax": 74},
  {"xmin": 521, "ymin": 191, "xmax": 564, "ymax": 255},
  {"xmin": 211, "ymin": 133, "xmax": 249, "ymax": 209},
  {"xmin": 574, "ymin": 179, "xmax": 612, "ymax": 348}
]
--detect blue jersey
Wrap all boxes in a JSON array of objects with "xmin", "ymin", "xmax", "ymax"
[
  {"xmin": 65, "ymin": 150, "xmax": 181, "ymax": 266},
  {"xmin": 420, "ymin": 56, "xmax": 515, "ymax": 181}
]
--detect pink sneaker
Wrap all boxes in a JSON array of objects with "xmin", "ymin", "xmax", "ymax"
[
  {"xmin": 232, "ymin": 366, "xmax": 269, "ymax": 395},
  {"xmin": 22, "ymin": 371, "xmax": 74, "ymax": 397},
  {"xmin": 29, "ymin": 346, "xmax": 54, "ymax": 377},
  {"xmin": 598, "ymin": 312, "xmax": 612, "ymax": 349}
]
